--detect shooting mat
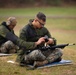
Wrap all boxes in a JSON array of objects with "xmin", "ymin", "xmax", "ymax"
[{"xmin": 28, "ymin": 59, "xmax": 72, "ymax": 69}]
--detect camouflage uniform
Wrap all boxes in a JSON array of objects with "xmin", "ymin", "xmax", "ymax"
[
  {"xmin": 0, "ymin": 21, "xmax": 36, "ymax": 55},
  {"xmin": 19, "ymin": 19, "xmax": 63, "ymax": 64},
  {"xmin": 0, "ymin": 22, "xmax": 18, "ymax": 53},
  {"xmin": 0, "ymin": 40, "xmax": 18, "ymax": 53}
]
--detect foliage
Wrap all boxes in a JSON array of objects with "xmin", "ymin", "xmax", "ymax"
[{"xmin": 0, "ymin": 0, "xmax": 76, "ymax": 7}]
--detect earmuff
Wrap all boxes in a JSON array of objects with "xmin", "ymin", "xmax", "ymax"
[
  {"xmin": 6, "ymin": 20, "xmax": 11, "ymax": 25},
  {"xmin": 6, "ymin": 17, "xmax": 16, "ymax": 26}
]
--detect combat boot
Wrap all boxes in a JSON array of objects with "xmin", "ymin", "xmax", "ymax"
[
  {"xmin": 54, "ymin": 57, "xmax": 62, "ymax": 62},
  {"xmin": 34, "ymin": 60, "xmax": 48, "ymax": 68}
]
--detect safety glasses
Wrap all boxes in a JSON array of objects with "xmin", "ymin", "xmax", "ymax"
[{"xmin": 37, "ymin": 20, "xmax": 45, "ymax": 27}]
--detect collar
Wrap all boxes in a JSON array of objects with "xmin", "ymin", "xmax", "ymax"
[
  {"xmin": 28, "ymin": 19, "xmax": 36, "ymax": 29},
  {"xmin": 1, "ymin": 22, "xmax": 11, "ymax": 31}
]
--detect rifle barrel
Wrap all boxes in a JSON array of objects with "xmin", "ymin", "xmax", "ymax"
[
  {"xmin": 68, "ymin": 43, "xmax": 75, "ymax": 46},
  {"xmin": 50, "ymin": 44, "xmax": 69, "ymax": 49},
  {"xmin": 41, "ymin": 43, "xmax": 75, "ymax": 50}
]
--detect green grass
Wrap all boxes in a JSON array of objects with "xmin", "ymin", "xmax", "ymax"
[
  {"xmin": 0, "ymin": 6, "xmax": 76, "ymax": 17},
  {"xmin": 0, "ymin": 7, "xmax": 76, "ymax": 75},
  {"xmin": 47, "ymin": 19, "xmax": 76, "ymax": 30}
]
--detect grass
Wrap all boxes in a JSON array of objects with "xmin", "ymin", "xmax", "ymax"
[
  {"xmin": 0, "ymin": 7, "xmax": 76, "ymax": 75},
  {"xmin": 0, "ymin": 6, "xmax": 76, "ymax": 17}
]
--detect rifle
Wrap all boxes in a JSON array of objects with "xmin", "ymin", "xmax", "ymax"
[
  {"xmin": 26, "ymin": 43, "xmax": 75, "ymax": 70},
  {"xmin": 26, "ymin": 43, "xmax": 75, "ymax": 54},
  {"xmin": 40, "ymin": 43, "xmax": 75, "ymax": 51}
]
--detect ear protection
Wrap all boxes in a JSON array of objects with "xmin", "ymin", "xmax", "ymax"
[
  {"xmin": 6, "ymin": 20, "xmax": 11, "ymax": 25},
  {"xmin": 6, "ymin": 17, "xmax": 16, "ymax": 26}
]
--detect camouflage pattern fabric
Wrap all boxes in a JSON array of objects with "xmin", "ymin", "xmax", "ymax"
[
  {"xmin": 24, "ymin": 48, "xmax": 63, "ymax": 64},
  {"xmin": 0, "ymin": 22, "xmax": 15, "ymax": 45},
  {"xmin": 0, "ymin": 22, "xmax": 17, "ymax": 53},
  {"xmin": 0, "ymin": 41, "xmax": 18, "ymax": 53},
  {"xmin": 17, "ymin": 19, "xmax": 62, "ymax": 64},
  {"xmin": 46, "ymin": 48, "xmax": 63, "ymax": 63},
  {"xmin": 24, "ymin": 50, "xmax": 46, "ymax": 64},
  {"xmin": 0, "ymin": 22, "xmax": 37, "ymax": 55}
]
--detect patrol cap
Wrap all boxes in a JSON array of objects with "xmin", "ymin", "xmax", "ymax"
[{"xmin": 6, "ymin": 17, "xmax": 17, "ymax": 26}]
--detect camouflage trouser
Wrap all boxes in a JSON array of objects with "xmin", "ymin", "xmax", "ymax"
[
  {"xmin": 24, "ymin": 48, "xmax": 63, "ymax": 64},
  {"xmin": 0, "ymin": 41, "xmax": 19, "ymax": 53}
]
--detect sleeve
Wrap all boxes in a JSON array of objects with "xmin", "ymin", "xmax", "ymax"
[
  {"xmin": 5, "ymin": 31, "xmax": 36, "ymax": 49},
  {"xmin": 0, "ymin": 27, "xmax": 9, "ymax": 38},
  {"xmin": 44, "ymin": 27, "xmax": 57, "ymax": 45},
  {"xmin": 17, "ymin": 39, "xmax": 36, "ymax": 49}
]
